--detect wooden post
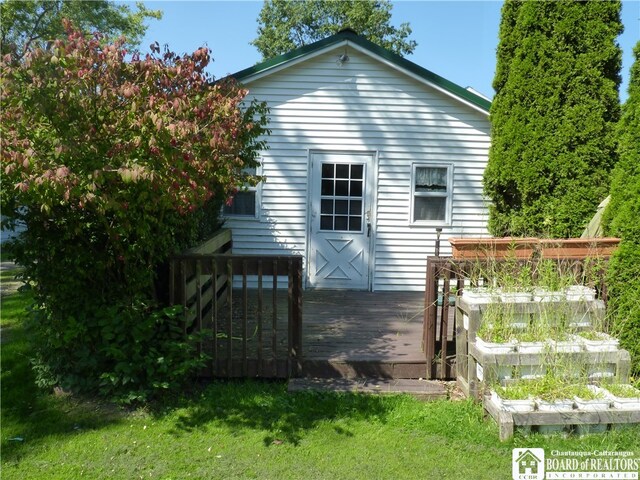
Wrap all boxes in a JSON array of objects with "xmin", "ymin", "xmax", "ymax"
[
  {"xmin": 226, "ymin": 258, "xmax": 233, "ymax": 376},
  {"xmin": 287, "ymin": 257, "xmax": 303, "ymax": 377},
  {"xmin": 423, "ymin": 257, "xmax": 438, "ymax": 379},
  {"xmin": 242, "ymin": 259, "xmax": 248, "ymax": 377},
  {"xmin": 212, "ymin": 258, "xmax": 218, "ymax": 377},
  {"xmin": 293, "ymin": 257, "xmax": 303, "ymax": 376},
  {"xmin": 272, "ymin": 259, "xmax": 278, "ymax": 377},
  {"xmin": 257, "ymin": 260, "xmax": 263, "ymax": 377},
  {"xmin": 440, "ymin": 266, "xmax": 451, "ymax": 379},
  {"xmin": 180, "ymin": 259, "xmax": 188, "ymax": 334}
]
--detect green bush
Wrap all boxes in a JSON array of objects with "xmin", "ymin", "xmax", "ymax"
[
  {"xmin": 0, "ymin": 24, "xmax": 268, "ymax": 402},
  {"xmin": 484, "ymin": 0, "xmax": 622, "ymax": 237},
  {"xmin": 607, "ymin": 243, "xmax": 640, "ymax": 377},
  {"xmin": 604, "ymin": 41, "xmax": 640, "ymax": 377}
]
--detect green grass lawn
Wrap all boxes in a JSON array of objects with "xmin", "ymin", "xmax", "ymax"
[{"xmin": 2, "ymin": 285, "xmax": 639, "ymax": 480}]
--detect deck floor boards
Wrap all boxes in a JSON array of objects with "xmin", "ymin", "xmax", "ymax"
[
  {"xmin": 302, "ymin": 290, "xmax": 426, "ymax": 362},
  {"xmin": 199, "ymin": 288, "xmax": 454, "ymax": 378}
]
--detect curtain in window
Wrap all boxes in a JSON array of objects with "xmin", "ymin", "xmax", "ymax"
[{"xmin": 415, "ymin": 167, "xmax": 447, "ymax": 192}]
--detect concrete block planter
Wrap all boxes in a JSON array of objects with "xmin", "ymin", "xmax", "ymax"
[
  {"xmin": 516, "ymin": 341, "xmax": 547, "ymax": 354},
  {"xmin": 578, "ymin": 332, "xmax": 619, "ymax": 352},
  {"xmin": 574, "ymin": 385, "xmax": 610, "ymax": 412},
  {"xmin": 519, "ymin": 364, "xmax": 547, "ymax": 380},
  {"xmin": 462, "ymin": 288, "xmax": 498, "ymax": 305},
  {"xmin": 490, "ymin": 390, "xmax": 535, "ymax": 413},
  {"xmin": 536, "ymin": 398, "xmax": 575, "ymax": 412},
  {"xmin": 587, "ymin": 364, "xmax": 617, "ymax": 381},
  {"xmin": 566, "ymin": 286, "xmax": 597, "ymax": 302},
  {"xmin": 533, "ymin": 288, "xmax": 564, "ymax": 303},
  {"xmin": 603, "ymin": 384, "xmax": 640, "ymax": 410},
  {"xmin": 476, "ymin": 337, "xmax": 516, "ymax": 354},
  {"xmin": 499, "ymin": 291, "xmax": 533, "ymax": 303},
  {"xmin": 548, "ymin": 335, "xmax": 584, "ymax": 353},
  {"xmin": 573, "ymin": 386, "xmax": 611, "ymax": 434}
]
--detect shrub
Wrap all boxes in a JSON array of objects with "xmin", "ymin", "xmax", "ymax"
[
  {"xmin": 604, "ymin": 41, "xmax": 640, "ymax": 377},
  {"xmin": 0, "ymin": 22, "xmax": 268, "ymax": 401},
  {"xmin": 484, "ymin": 0, "xmax": 622, "ymax": 237}
]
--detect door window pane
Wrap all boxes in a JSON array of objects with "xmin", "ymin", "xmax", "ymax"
[
  {"xmin": 334, "ymin": 216, "xmax": 348, "ymax": 230},
  {"xmin": 336, "ymin": 164, "xmax": 349, "ymax": 178},
  {"xmin": 350, "ymin": 180, "xmax": 363, "ymax": 197},
  {"xmin": 321, "ymin": 199, "xmax": 333, "ymax": 214},
  {"xmin": 322, "ymin": 163, "xmax": 334, "ymax": 178},
  {"xmin": 335, "ymin": 199, "xmax": 348, "ymax": 214},
  {"xmin": 335, "ymin": 180, "xmax": 349, "ymax": 197},
  {"xmin": 321, "ymin": 179, "xmax": 334, "ymax": 196},
  {"xmin": 319, "ymin": 162, "xmax": 366, "ymax": 231},
  {"xmin": 349, "ymin": 216, "xmax": 362, "ymax": 231}
]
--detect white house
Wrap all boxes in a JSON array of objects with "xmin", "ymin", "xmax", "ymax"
[{"xmin": 225, "ymin": 29, "xmax": 491, "ymax": 291}]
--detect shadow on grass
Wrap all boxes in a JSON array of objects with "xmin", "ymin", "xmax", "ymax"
[
  {"xmin": 162, "ymin": 379, "xmax": 405, "ymax": 446},
  {"xmin": 1, "ymin": 292, "xmax": 126, "ymax": 462}
]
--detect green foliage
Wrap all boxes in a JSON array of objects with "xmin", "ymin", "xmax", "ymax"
[
  {"xmin": 604, "ymin": 41, "xmax": 640, "ymax": 378},
  {"xmin": 484, "ymin": 0, "xmax": 622, "ymax": 237},
  {"xmin": 495, "ymin": 376, "xmax": 602, "ymax": 402},
  {"xmin": 252, "ymin": 0, "xmax": 416, "ymax": 59},
  {"xmin": 0, "ymin": 24, "xmax": 269, "ymax": 401},
  {"xmin": 0, "ymin": 0, "xmax": 162, "ymax": 61},
  {"xmin": 606, "ymin": 243, "xmax": 640, "ymax": 377},
  {"xmin": 604, "ymin": 383, "xmax": 640, "ymax": 398},
  {"xmin": 28, "ymin": 302, "xmax": 207, "ymax": 404}
]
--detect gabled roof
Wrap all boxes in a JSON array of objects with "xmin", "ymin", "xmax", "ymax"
[{"xmin": 231, "ymin": 29, "xmax": 491, "ymax": 114}]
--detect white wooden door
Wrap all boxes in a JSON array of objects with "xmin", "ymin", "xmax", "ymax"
[{"xmin": 308, "ymin": 152, "xmax": 374, "ymax": 290}]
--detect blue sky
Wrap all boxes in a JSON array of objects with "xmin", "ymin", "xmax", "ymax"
[{"xmin": 138, "ymin": 1, "xmax": 640, "ymax": 101}]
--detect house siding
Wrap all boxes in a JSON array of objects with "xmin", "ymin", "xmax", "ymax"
[{"xmin": 227, "ymin": 46, "xmax": 490, "ymax": 291}]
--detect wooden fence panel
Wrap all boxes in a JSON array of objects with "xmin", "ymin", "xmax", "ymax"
[{"xmin": 169, "ymin": 248, "xmax": 303, "ymax": 379}]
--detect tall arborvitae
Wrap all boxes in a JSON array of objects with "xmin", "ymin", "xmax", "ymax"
[
  {"xmin": 484, "ymin": 0, "xmax": 623, "ymax": 238},
  {"xmin": 604, "ymin": 41, "xmax": 640, "ymax": 376}
]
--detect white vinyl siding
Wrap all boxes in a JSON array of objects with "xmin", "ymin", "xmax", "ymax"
[{"xmin": 227, "ymin": 45, "xmax": 491, "ymax": 291}]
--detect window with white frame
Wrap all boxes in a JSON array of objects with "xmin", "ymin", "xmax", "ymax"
[
  {"xmin": 410, "ymin": 163, "xmax": 452, "ymax": 224},
  {"xmin": 223, "ymin": 166, "xmax": 259, "ymax": 217}
]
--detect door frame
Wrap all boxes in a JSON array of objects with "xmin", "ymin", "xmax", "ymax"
[{"xmin": 305, "ymin": 149, "xmax": 379, "ymax": 290}]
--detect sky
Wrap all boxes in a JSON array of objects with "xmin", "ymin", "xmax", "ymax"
[{"xmin": 137, "ymin": 1, "xmax": 640, "ymax": 102}]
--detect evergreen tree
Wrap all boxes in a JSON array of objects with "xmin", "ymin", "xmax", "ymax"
[
  {"xmin": 251, "ymin": 0, "xmax": 416, "ymax": 59},
  {"xmin": 604, "ymin": 41, "xmax": 640, "ymax": 376},
  {"xmin": 484, "ymin": 0, "xmax": 623, "ymax": 238}
]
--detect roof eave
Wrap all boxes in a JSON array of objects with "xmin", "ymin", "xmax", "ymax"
[{"xmin": 230, "ymin": 30, "xmax": 491, "ymax": 114}]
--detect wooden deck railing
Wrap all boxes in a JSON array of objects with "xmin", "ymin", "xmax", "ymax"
[
  {"xmin": 169, "ymin": 231, "xmax": 303, "ymax": 378},
  {"xmin": 423, "ymin": 256, "xmax": 610, "ymax": 380}
]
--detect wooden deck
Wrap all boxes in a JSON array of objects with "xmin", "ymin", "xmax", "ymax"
[
  {"xmin": 198, "ymin": 288, "xmax": 453, "ymax": 379},
  {"xmin": 301, "ymin": 290, "xmax": 428, "ymax": 378}
]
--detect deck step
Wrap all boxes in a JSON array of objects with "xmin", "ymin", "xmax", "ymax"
[
  {"xmin": 288, "ymin": 378, "xmax": 448, "ymax": 400},
  {"xmin": 302, "ymin": 359, "xmax": 428, "ymax": 379}
]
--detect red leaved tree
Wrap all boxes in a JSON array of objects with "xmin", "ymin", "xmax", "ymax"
[{"xmin": 0, "ymin": 22, "xmax": 268, "ymax": 400}]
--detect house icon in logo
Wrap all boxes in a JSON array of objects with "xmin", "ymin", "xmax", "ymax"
[
  {"xmin": 512, "ymin": 448, "xmax": 545, "ymax": 480},
  {"xmin": 517, "ymin": 450, "xmax": 541, "ymax": 474}
]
